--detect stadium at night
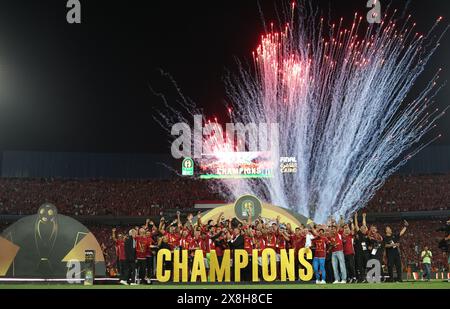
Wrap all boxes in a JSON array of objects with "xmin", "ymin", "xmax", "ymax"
[{"xmin": 0, "ymin": 0, "xmax": 448, "ymax": 304}]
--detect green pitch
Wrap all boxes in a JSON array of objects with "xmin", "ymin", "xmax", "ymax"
[{"xmin": 0, "ymin": 281, "xmax": 448, "ymax": 289}]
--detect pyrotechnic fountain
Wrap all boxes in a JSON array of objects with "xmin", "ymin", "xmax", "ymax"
[{"xmin": 158, "ymin": 3, "xmax": 448, "ymax": 223}]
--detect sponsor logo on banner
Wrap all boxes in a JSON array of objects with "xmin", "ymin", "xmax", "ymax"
[{"xmin": 280, "ymin": 157, "xmax": 297, "ymax": 174}]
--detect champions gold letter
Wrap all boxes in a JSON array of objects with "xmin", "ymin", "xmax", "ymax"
[
  {"xmin": 298, "ymin": 248, "xmax": 313, "ymax": 282},
  {"xmin": 252, "ymin": 249, "xmax": 259, "ymax": 282},
  {"xmin": 261, "ymin": 249, "xmax": 277, "ymax": 282},
  {"xmin": 209, "ymin": 250, "xmax": 231, "ymax": 282},
  {"xmin": 190, "ymin": 250, "xmax": 207, "ymax": 282},
  {"xmin": 173, "ymin": 249, "xmax": 189, "ymax": 282},
  {"xmin": 156, "ymin": 249, "xmax": 171, "ymax": 282},
  {"xmin": 234, "ymin": 250, "xmax": 249, "ymax": 282},
  {"xmin": 280, "ymin": 249, "xmax": 296, "ymax": 281}
]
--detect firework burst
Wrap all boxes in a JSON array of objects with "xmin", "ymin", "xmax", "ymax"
[{"xmin": 157, "ymin": 3, "xmax": 448, "ymax": 223}]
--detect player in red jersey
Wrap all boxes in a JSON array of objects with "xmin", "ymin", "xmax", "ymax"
[
  {"xmin": 343, "ymin": 223, "xmax": 357, "ymax": 283},
  {"xmin": 135, "ymin": 228, "xmax": 149, "ymax": 284},
  {"xmin": 255, "ymin": 230, "xmax": 266, "ymax": 255},
  {"xmin": 188, "ymin": 230, "xmax": 202, "ymax": 256},
  {"xmin": 112, "ymin": 228, "xmax": 125, "ymax": 276},
  {"xmin": 244, "ymin": 229, "xmax": 254, "ymax": 255},
  {"xmin": 311, "ymin": 227, "xmax": 329, "ymax": 284},
  {"xmin": 290, "ymin": 227, "xmax": 306, "ymax": 280},
  {"xmin": 200, "ymin": 232, "xmax": 210, "ymax": 255},
  {"xmin": 179, "ymin": 229, "xmax": 192, "ymax": 250},
  {"xmin": 200, "ymin": 231, "xmax": 211, "ymax": 270},
  {"xmin": 243, "ymin": 228, "xmax": 255, "ymax": 281},
  {"xmin": 166, "ymin": 225, "xmax": 180, "ymax": 251},
  {"xmin": 254, "ymin": 229, "xmax": 266, "ymax": 277},
  {"xmin": 329, "ymin": 224, "xmax": 347, "ymax": 284},
  {"xmin": 276, "ymin": 228, "xmax": 288, "ymax": 253},
  {"xmin": 291, "ymin": 227, "xmax": 306, "ymax": 254},
  {"xmin": 276, "ymin": 226, "xmax": 290, "ymax": 279},
  {"xmin": 266, "ymin": 225, "xmax": 277, "ymax": 251},
  {"xmin": 208, "ymin": 227, "xmax": 217, "ymax": 252}
]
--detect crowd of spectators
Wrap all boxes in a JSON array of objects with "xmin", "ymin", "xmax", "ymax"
[
  {"xmin": 365, "ymin": 174, "xmax": 450, "ymax": 212},
  {"xmin": 0, "ymin": 178, "xmax": 221, "ymax": 216},
  {"xmin": 0, "ymin": 174, "xmax": 448, "ymax": 217}
]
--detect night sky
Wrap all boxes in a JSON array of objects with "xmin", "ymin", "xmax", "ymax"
[{"xmin": 0, "ymin": 0, "xmax": 449, "ymax": 154}]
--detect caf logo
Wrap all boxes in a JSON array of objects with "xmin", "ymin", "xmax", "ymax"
[{"xmin": 234, "ymin": 195, "xmax": 262, "ymax": 221}]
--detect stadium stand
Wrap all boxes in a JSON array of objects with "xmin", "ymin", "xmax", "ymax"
[{"xmin": 0, "ymin": 175, "xmax": 448, "ymax": 278}]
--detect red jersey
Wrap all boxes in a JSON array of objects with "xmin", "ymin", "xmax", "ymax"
[
  {"xmin": 255, "ymin": 236, "xmax": 266, "ymax": 256},
  {"xmin": 209, "ymin": 237, "xmax": 216, "ymax": 251},
  {"xmin": 291, "ymin": 235, "xmax": 306, "ymax": 254},
  {"xmin": 188, "ymin": 238, "xmax": 201, "ymax": 251},
  {"xmin": 276, "ymin": 235, "xmax": 286, "ymax": 253},
  {"xmin": 115, "ymin": 239, "xmax": 125, "ymax": 261},
  {"xmin": 312, "ymin": 236, "xmax": 329, "ymax": 258},
  {"xmin": 200, "ymin": 225, "xmax": 209, "ymax": 235},
  {"xmin": 179, "ymin": 235, "xmax": 192, "ymax": 250},
  {"xmin": 200, "ymin": 236, "xmax": 210, "ymax": 255},
  {"xmin": 343, "ymin": 234, "xmax": 354, "ymax": 255},
  {"xmin": 167, "ymin": 232, "xmax": 180, "ymax": 250},
  {"xmin": 266, "ymin": 234, "xmax": 277, "ymax": 250},
  {"xmin": 329, "ymin": 232, "xmax": 344, "ymax": 252},
  {"xmin": 244, "ymin": 236, "xmax": 254, "ymax": 255},
  {"xmin": 135, "ymin": 236, "xmax": 148, "ymax": 260}
]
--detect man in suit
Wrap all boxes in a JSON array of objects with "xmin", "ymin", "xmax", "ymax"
[
  {"xmin": 228, "ymin": 227, "xmax": 244, "ymax": 281},
  {"xmin": 120, "ymin": 229, "xmax": 137, "ymax": 285},
  {"xmin": 228, "ymin": 227, "xmax": 244, "ymax": 250}
]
